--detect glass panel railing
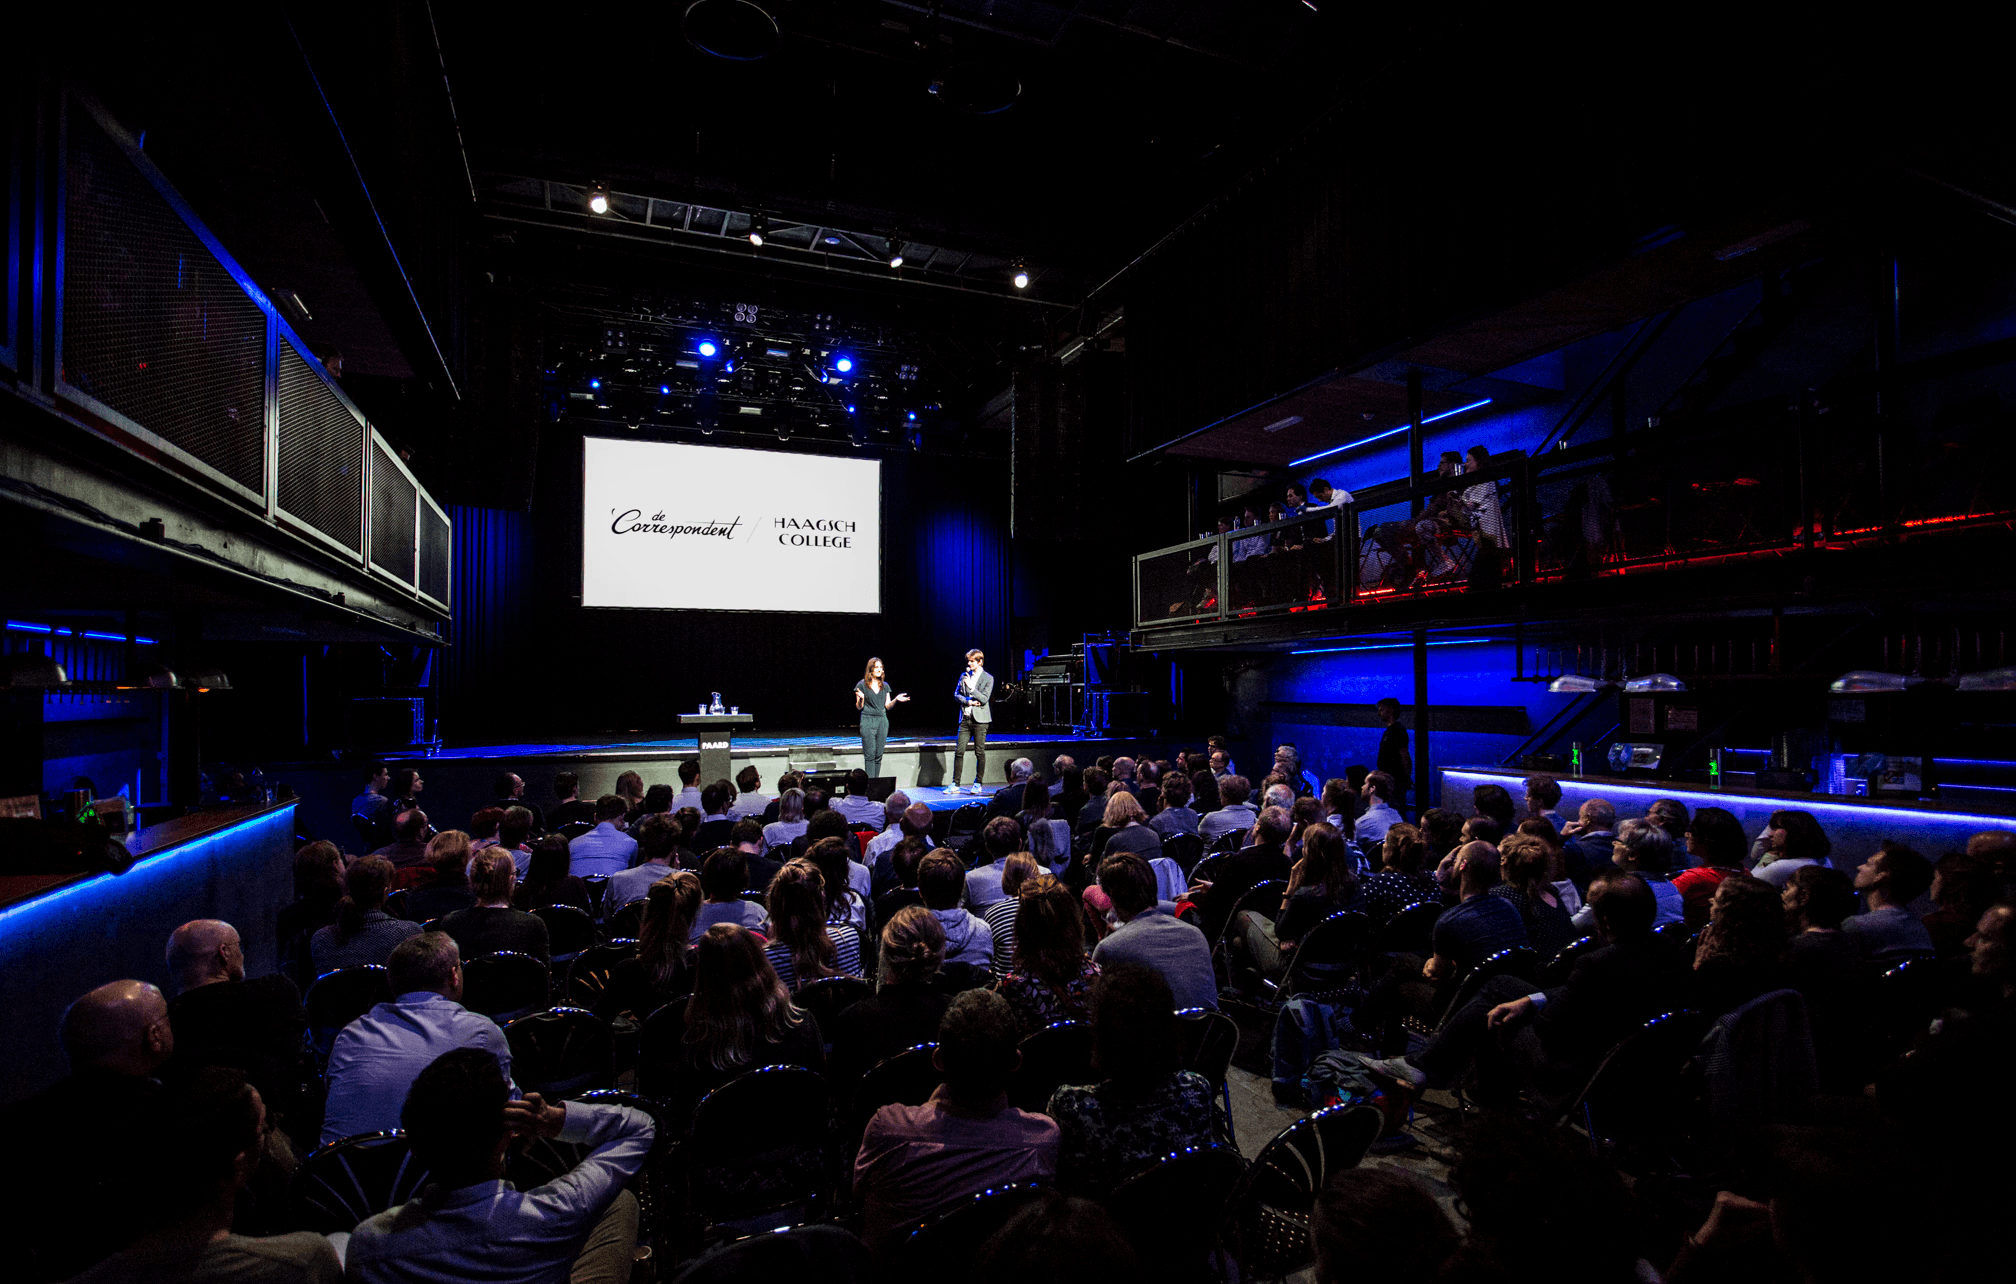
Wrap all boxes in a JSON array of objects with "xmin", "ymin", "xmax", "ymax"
[
  {"xmin": 1137, "ymin": 538, "xmax": 1222, "ymax": 627},
  {"xmin": 1223, "ymin": 508, "xmax": 1342, "ymax": 615}
]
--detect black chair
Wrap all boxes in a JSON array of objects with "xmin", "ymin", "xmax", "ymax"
[
  {"xmin": 1378, "ymin": 900, "xmax": 1443, "ymax": 954},
  {"xmin": 384, "ymin": 888, "xmax": 411, "ymax": 921},
  {"xmin": 686, "ymin": 1065, "xmax": 830, "ymax": 1232},
  {"xmin": 460, "ymin": 950, "xmax": 552, "ymax": 1022},
  {"xmin": 607, "ymin": 899, "xmax": 646, "ymax": 940},
  {"xmin": 534, "ymin": 904, "xmax": 599, "ymax": 962},
  {"xmin": 565, "ymin": 939, "xmax": 639, "ymax": 1011},
  {"xmin": 304, "ymin": 964, "xmax": 393, "ymax": 1056},
  {"xmin": 944, "ymin": 802, "xmax": 989, "ymax": 848},
  {"xmin": 795, "ymin": 976, "xmax": 875, "ymax": 1049},
  {"xmin": 1188, "ymin": 853, "xmax": 1224, "ymax": 886},
  {"xmin": 1176, "ymin": 1007, "xmax": 1241, "ymax": 1145},
  {"xmin": 508, "ymin": 1090, "xmax": 677, "ymax": 1250},
  {"xmin": 1431, "ymin": 945, "xmax": 1542, "ymax": 1029},
  {"xmin": 668, "ymin": 1223, "xmax": 874, "ymax": 1284},
  {"xmin": 505, "ymin": 1007, "xmax": 614, "ymax": 1098},
  {"xmin": 289, "ymin": 1131, "xmax": 431, "ymax": 1233},
  {"xmin": 894, "ymin": 1181, "xmax": 1047, "ymax": 1272},
  {"xmin": 1557, "ymin": 1009, "xmax": 1708, "ymax": 1146},
  {"xmin": 1105, "ymin": 1143, "xmax": 1248, "ymax": 1279},
  {"xmin": 635, "ymin": 996, "xmax": 692, "ymax": 1104},
  {"xmin": 350, "ymin": 813, "xmax": 382, "ymax": 851},
  {"xmin": 1224, "ymin": 1104, "xmax": 1385, "ymax": 1278},
  {"xmin": 1540, "ymin": 934, "xmax": 1599, "ymax": 986},
  {"xmin": 1276, "ymin": 908, "xmax": 1374, "ymax": 1001},
  {"xmin": 1210, "ymin": 829, "xmax": 1246, "ymax": 854},
  {"xmin": 844, "ymin": 1042, "xmax": 941, "ymax": 1159},
  {"xmin": 935, "ymin": 960, "xmax": 995, "ymax": 993},
  {"xmin": 1163, "ymin": 831, "xmax": 1205, "ymax": 876},
  {"xmin": 1652, "ymin": 920, "xmax": 1696, "ymax": 955},
  {"xmin": 558, "ymin": 820, "xmax": 595, "ymax": 840},
  {"xmin": 1008, "ymin": 1019, "xmax": 1095, "ymax": 1112},
  {"xmin": 1868, "ymin": 954, "xmax": 1971, "ymax": 1062},
  {"xmin": 581, "ymin": 876, "xmax": 611, "ymax": 921}
]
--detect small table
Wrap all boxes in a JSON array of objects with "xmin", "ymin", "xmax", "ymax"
[{"xmin": 678, "ymin": 713, "xmax": 754, "ymax": 786}]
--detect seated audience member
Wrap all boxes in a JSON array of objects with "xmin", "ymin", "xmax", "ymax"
[
  {"xmin": 493, "ymin": 771, "xmax": 544, "ymax": 832},
  {"xmin": 567, "ymin": 795, "xmax": 637, "ymax": 877},
  {"xmin": 1098, "ymin": 790, "xmax": 1165, "ymax": 865},
  {"xmin": 1200, "ymin": 773, "xmax": 1260, "ymax": 845},
  {"xmin": 1361, "ymin": 823, "xmax": 1442, "ymax": 925},
  {"xmin": 1923, "ymin": 847, "xmax": 1997, "ymax": 956},
  {"xmin": 596, "ymin": 872, "xmax": 700, "ymax": 1021},
  {"xmin": 1149, "ymin": 773, "xmax": 1199, "ymax": 841},
  {"xmin": 277, "ymin": 841, "xmax": 345, "ymax": 983},
  {"xmin": 1370, "ymin": 870, "xmax": 1679, "ymax": 1111},
  {"xmin": 1440, "ymin": 1114, "xmax": 1641, "ymax": 1284},
  {"xmin": 1419, "ymin": 807, "xmax": 1466, "ymax": 871},
  {"xmin": 406, "ymin": 829, "xmax": 478, "ymax": 922},
  {"xmin": 1186, "ymin": 768, "xmax": 1219, "ymax": 818},
  {"xmin": 804, "ymin": 834, "xmax": 871, "ymax": 934},
  {"xmin": 1875, "ymin": 903, "xmax": 2016, "ymax": 1146},
  {"xmin": 1055, "ymin": 763, "xmax": 1089, "ymax": 825},
  {"xmin": 311, "ymin": 857, "xmax": 423, "ymax": 973},
  {"xmin": 1750, "ymin": 808, "xmax": 1834, "ymax": 887},
  {"xmin": 868, "ymin": 801, "xmax": 934, "ymax": 893},
  {"xmin": 1522, "ymin": 774, "xmax": 1565, "ymax": 831},
  {"xmin": 863, "ymin": 790, "xmax": 915, "ymax": 853},
  {"xmin": 830, "ymin": 906, "xmax": 952, "ymax": 1081},
  {"xmin": 4, "ymin": 980, "xmax": 174, "ymax": 1280},
  {"xmin": 668, "ymin": 759, "xmax": 702, "ymax": 813},
  {"xmin": 1048, "ymin": 964, "xmax": 1213, "ymax": 1196},
  {"xmin": 1235, "ymin": 821, "xmax": 1361, "ymax": 983},
  {"xmin": 490, "ymin": 806, "xmax": 536, "ymax": 876},
  {"xmin": 1261, "ymin": 780, "xmax": 1298, "ymax": 817},
  {"xmin": 1516, "ymin": 817, "xmax": 1583, "ymax": 914},
  {"xmin": 757, "ymin": 770, "xmax": 802, "ymax": 824},
  {"xmin": 1489, "ymin": 832, "xmax": 1578, "ymax": 959},
  {"xmin": 727, "ymin": 819, "xmax": 783, "ymax": 892},
  {"xmin": 1320, "ymin": 776, "xmax": 1359, "ymax": 831},
  {"xmin": 668, "ymin": 924, "xmax": 824, "ymax": 1117},
  {"xmin": 973, "ymin": 1193, "xmax": 1139, "ymax": 1283},
  {"xmin": 1557, "ymin": 798, "xmax": 1619, "ymax": 889},
  {"xmin": 1311, "ymin": 1168, "xmax": 1460, "ymax": 1284},
  {"xmin": 835, "ymin": 768, "xmax": 885, "ymax": 827},
  {"xmin": 346, "ymin": 1049, "xmax": 652, "ymax": 1284},
  {"xmin": 763, "ymin": 787, "xmax": 811, "ymax": 852},
  {"xmin": 321, "ymin": 932, "xmax": 512, "ymax": 1144},
  {"xmin": 920, "ymin": 850, "xmax": 996, "ymax": 966},
  {"xmin": 438, "ymin": 849, "xmax": 551, "ymax": 963},
  {"xmin": 691, "ymin": 779, "xmax": 741, "ymax": 851},
  {"xmin": 1781, "ymin": 865, "xmax": 1870, "ymax": 986},
  {"xmin": 165, "ymin": 919, "xmax": 306, "ymax": 1125},
  {"xmin": 370, "ymin": 808, "xmax": 433, "ymax": 869},
  {"xmin": 1671, "ymin": 805, "xmax": 1750, "ymax": 926},
  {"xmin": 1353, "ymin": 772, "xmax": 1403, "ymax": 848},
  {"xmin": 385, "ymin": 766, "xmax": 425, "ymax": 815},
  {"xmin": 352, "ymin": 760, "xmax": 394, "ymax": 832},
  {"xmin": 763, "ymin": 858, "xmax": 864, "ymax": 988},
  {"xmin": 873, "ymin": 835, "xmax": 933, "ymax": 925},
  {"xmin": 1571, "ymin": 817, "xmax": 1684, "ymax": 929},
  {"xmin": 468, "ymin": 806, "xmax": 506, "ymax": 852},
  {"xmin": 1688, "ymin": 873, "xmax": 1790, "ymax": 1017},
  {"xmin": 549, "ymin": 769, "xmax": 597, "ymax": 828},
  {"xmin": 1471, "ymin": 782, "xmax": 1518, "ymax": 836},
  {"xmin": 511, "ymin": 836, "xmax": 593, "ymax": 915},
  {"xmin": 997, "ymin": 877, "xmax": 1101, "ymax": 1033},
  {"xmin": 1072, "ymin": 767, "xmax": 1114, "ymax": 839},
  {"xmin": 964, "ymin": 816, "xmax": 1028, "ymax": 910},
  {"xmin": 802, "ymin": 785, "xmax": 833, "ymax": 820},
  {"xmin": 605, "ymin": 813, "xmax": 680, "ymax": 908},
  {"xmin": 1094, "ymin": 852, "xmax": 1217, "ymax": 1010},
  {"xmin": 1647, "ymin": 796, "xmax": 1690, "ymax": 847},
  {"xmin": 731, "ymin": 765, "xmax": 772, "ymax": 819},
  {"xmin": 984, "ymin": 853, "xmax": 1044, "ymax": 975},
  {"xmin": 1189, "ymin": 804, "xmax": 1295, "ymax": 937},
  {"xmin": 1970, "ymin": 829, "xmax": 2016, "ymax": 901},
  {"xmin": 853, "ymin": 990, "xmax": 1060, "ymax": 1257},
  {"xmin": 66, "ymin": 1067, "xmax": 342, "ymax": 1284},
  {"xmin": 1844, "ymin": 841, "xmax": 1938, "ymax": 962},
  {"xmin": 1018, "ymin": 781, "xmax": 1072, "ymax": 874},
  {"xmin": 692, "ymin": 849, "xmax": 768, "ymax": 939},
  {"xmin": 632, "ymin": 783, "xmax": 674, "ymax": 828}
]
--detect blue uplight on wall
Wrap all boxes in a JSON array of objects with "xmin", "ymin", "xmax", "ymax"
[
  {"xmin": 834, "ymin": 354, "xmax": 854, "ymax": 373},
  {"xmin": 1290, "ymin": 397, "xmax": 1497, "ymax": 467},
  {"xmin": 697, "ymin": 340, "xmax": 719, "ymax": 358}
]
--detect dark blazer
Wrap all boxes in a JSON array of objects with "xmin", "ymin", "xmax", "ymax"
[
  {"xmin": 1533, "ymin": 936, "xmax": 1684, "ymax": 1067},
  {"xmin": 988, "ymin": 783, "xmax": 1029, "ymax": 820},
  {"xmin": 1561, "ymin": 830, "xmax": 1618, "ymax": 891},
  {"xmin": 1195, "ymin": 842, "xmax": 1293, "ymax": 937}
]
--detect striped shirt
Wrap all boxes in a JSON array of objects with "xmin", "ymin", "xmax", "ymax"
[
  {"xmin": 764, "ymin": 924, "xmax": 863, "ymax": 990},
  {"xmin": 985, "ymin": 897, "xmax": 1021, "ymax": 976}
]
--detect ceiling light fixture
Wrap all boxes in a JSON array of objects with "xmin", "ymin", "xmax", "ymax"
[
  {"xmin": 748, "ymin": 212, "xmax": 768, "ymax": 246},
  {"xmin": 587, "ymin": 184, "xmax": 610, "ymax": 215},
  {"xmin": 887, "ymin": 237, "xmax": 905, "ymax": 269},
  {"xmin": 1011, "ymin": 262, "xmax": 1030, "ymax": 290}
]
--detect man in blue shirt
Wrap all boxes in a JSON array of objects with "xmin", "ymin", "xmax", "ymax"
[
  {"xmin": 1844, "ymin": 842, "xmax": 1938, "ymax": 963},
  {"xmin": 567, "ymin": 795, "xmax": 638, "ymax": 878},
  {"xmin": 1093, "ymin": 852, "xmax": 1217, "ymax": 1010},
  {"xmin": 320, "ymin": 933, "xmax": 513, "ymax": 1145},
  {"xmin": 1353, "ymin": 771, "xmax": 1404, "ymax": 849},
  {"xmin": 351, "ymin": 761, "xmax": 392, "ymax": 837},
  {"xmin": 1198, "ymin": 775, "xmax": 1259, "ymax": 846}
]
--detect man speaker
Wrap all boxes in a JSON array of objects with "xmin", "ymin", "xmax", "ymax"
[{"xmin": 951, "ymin": 650, "xmax": 994, "ymax": 794}]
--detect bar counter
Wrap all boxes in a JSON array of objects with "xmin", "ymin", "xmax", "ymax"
[{"xmin": 0, "ymin": 801, "xmax": 298, "ymax": 1101}]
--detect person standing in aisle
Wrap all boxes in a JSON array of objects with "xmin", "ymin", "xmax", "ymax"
[
  {"xmin": 1376, "ymin": 697, "xmax": 1413, "ymax": 816},
  {"xmin": 952, "ymin": 649, "xmax": 994, "ymax": 794},
  {"xmin": 855, "ymin": 658, "xmax": 911, "ymax": 782}
]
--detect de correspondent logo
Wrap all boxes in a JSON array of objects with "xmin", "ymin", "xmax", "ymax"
[{"xmin": 608, "ymin": 509, "xmax": 859, "ymax": 549}]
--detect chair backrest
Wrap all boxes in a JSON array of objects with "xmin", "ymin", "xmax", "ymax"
[
  {"xmin": 350, "ymin": 814, "xmax": 381, "ymax": 851},
  {"xmin": 848, "ymin": 1042, "xmax": 942, "ymax": 1147},
  {"xmin": 935, "ymin": 960, "xmax": 995, "ymax": 993},
  {"xmin": 1869, "ymin": 954, "xmax": 1970, "ymax": 1061},
  {"xmin": 1652, "ymin": 920, "xmax": 1697, "ymax": 954},
  {"xmin": 634, "ymin": 996, "xmax": 692, "ymax": 1104},
  {"xmin": 607, "ymin": 899, "xmax": 646, "ymax": 940},
  {"xmin": 1281, "ymin": 909, "xmax": 1374, "ymax": 999},
  {"xmin": 504, "ymin": 1006, "xmax": 615, "ymax": 1098},
  {"xmin": 1378, "ymin": 899, "xmax": 1443, "ymax": 953},
  {"xmin": 1008, "ymin": 1019, "xmax": 1095, "ymax": 1112},
  {"xmin": 580, "ymin": 876, "xmax": 611, "ymax": 919},
  {"xmin": 1212, "ymin": 878, "xmax": 1288, "ymax": 950},
  {"xmin": 1560, "ymin": 1008, "xmax": 1708, "ymax": 1136},
  {"xmin": 1175, "ymin": 1007, "xmax": 1240, "ymax": 1085},
  {"xmin": 1163, "ymin": 832, "xmax": 1205, "ymax": 875},
  {"xmin": 564, "ymin": 940, "xmax": 640, "ymax": 1010},
  {"xmin": 896, "ymin": 1181, "xmax": 1047, "ymax": 1269},
  {"xmin": 1540, "ymin": 933, "xmax": 1598, "ymax": 986},
  {"xmin": 1105, "ymin": 1143, "xmax": 1248, "ymax": 1274},
  {"xmin": 558, "ymin": 820, "xmax": 595, "ymax": 840},
  {"xmin": 459, "ymin": 950, "xmax": 552, "ymax": 1021},
  {"xmin": 1434, "ymin": 946, "xmax": 1542, "ymax": 1027},
  {"xmin": 741, "ymin": 889, "xmax": 768, "ymax": 910},
  {"xmin": 1699, "ymin": 989, "xmax": 1816, "ymax": 1160},
  {"xmin": 687, "ymin": 1064, "xmax": 831, "ymax": 1223},
  {"xmin": 534, "ymin": 904, "xmax": 598, "ymax": 957},
  {"xmin": 668, "ymin": 1223, "xmax": 875, "ymax": 1284},
  {"xmin": 305, "ymin": 964, "xmax": 393, "ymax": 1035},
  {"xmin": 289, "ymin": 1131, "xmax": 431, "ymax": 1233},
  {"xmin": 384, "ymin": 888, "xmax": 410, "ymax": 920},
  {"xmin": 794, "ymin": 976, "xmax": 875, "ymax": 1042},
  {"xmin": 1225, "ymin": 1104, "xmax": 1384, "ymax": 1277}
]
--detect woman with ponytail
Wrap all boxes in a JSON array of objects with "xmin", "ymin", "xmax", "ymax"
[
  {"xmin": 309, "ymin": 856, "xmax": 422, "ymax": 972},
  {"xmin": 597, "ymin": 871, "xmax": 702, "ymax": 1021}
]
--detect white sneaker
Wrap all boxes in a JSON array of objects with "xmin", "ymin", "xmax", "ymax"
[{"xmin": 1364, "ymin": 1055, "xmax": 1427, "ymax": 1090}]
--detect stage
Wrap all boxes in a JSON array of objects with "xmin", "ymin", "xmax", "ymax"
[{"xmin": 276, "ymin": 727, "xmax": 1173, "ymax": 851}]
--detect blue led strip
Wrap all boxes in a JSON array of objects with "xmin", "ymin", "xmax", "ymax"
[
  {"xmin": 1440, "ymin": 768, "xmax": 2016, "ymax": 831},
  {"xmin": 0, "ymin": 808, "xmax": 295, "ymax": 929},
  {"xmin": 1290, "ymin": 398, "xmax": 1496, "ymax": 467},
  {"xmin": 5, "ymin": 620, "xmax": 160, "ymax": 645}
]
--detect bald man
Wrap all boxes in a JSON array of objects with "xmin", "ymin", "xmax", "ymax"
[
  {"xmin": 869, "ymin": 802, "xmax": 938, "ymax": 897},
  {"xmin": 3, "ymin": 981, "xmax": 174, "ymax": 1279},
  {"xmin": 165, "ymin": 920, "xmax": 307, "ymax": 1130}
]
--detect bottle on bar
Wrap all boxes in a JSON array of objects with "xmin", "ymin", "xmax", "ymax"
[
  {"xmin": 1571, "ymin": 742, "xmax": 1584, "ymax": 778},
  {"xmin": 1709, "ymin": 746, "xmax": 1723, "ymax": 791}
]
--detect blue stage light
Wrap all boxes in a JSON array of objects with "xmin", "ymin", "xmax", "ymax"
[
  {"xmin": 589, "ymin": 378, "xmax": 600, "ymax": 389},
  {"xmin": 906, "ymin": 411, "xmax": 917, "ymax": 421},
  {"xmin": 697, "ymin": 340, "xmax": 719, "ymax": 358},
  {"xmin": 835, "ymin": 355, "xmax": 854, "ymax": 373},
  {"xmin": 659, "ymin": 384, "xmax": 671, "ymax": 395},
  {"xmin": 845, "ymin": 404, "xmax": 857, "ymax": 414}
]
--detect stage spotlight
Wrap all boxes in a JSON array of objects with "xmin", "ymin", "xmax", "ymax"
[
  {"xmin": 887, "ymin": 237, "xmax": 905, "ymax": 269},
  {"xmin": 845, "ymin": 403, "xmax": 857, "ymax": 414},
  {"xmin": 834, "ymin": 354, "xmax": 854, "ymax": 373},
  {"xmin": 1011, "ymin": 262, "xmax": 1029, "ymax": 290},
  {"xmin": 906, "ymin": 410, "xmax": 918, "ymax": 421},
  {"xmin": 697, "ymin": 339, "xmax": 719, "ymax": 358},
  {"xmin": 660, "ymin": 384, "xmax": 671, "ymax": 395},
  {"xmin": 587, "ymin": 184, "xmax": 610, "ymax": 214},
  {"xmin": 748, "ymin": 212, "xmax": 768, "ymax": 246},
  {"xmin": 589, "ymin": 378, "xmax": 601, "ymax": 389}
]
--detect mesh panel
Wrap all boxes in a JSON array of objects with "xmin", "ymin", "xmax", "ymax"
[
  {"xmin": 418, "ymin": 503, "xmax": 449, "ymax": 603},
  {"xmin": 61, "ymin": 104, "xmax": 267, "ymax": 494},
  {"xmin": 370, "ymin": 441, "xmax": 416, "ymax": 583},
  {"xmin": 276, "ymin": 343, "xmax": 364, "ymax": 552}
]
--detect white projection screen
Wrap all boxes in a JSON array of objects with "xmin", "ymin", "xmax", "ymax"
[{"xmin": 580, "ymin": 437, "xmax": 881, "ymax": 613}]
